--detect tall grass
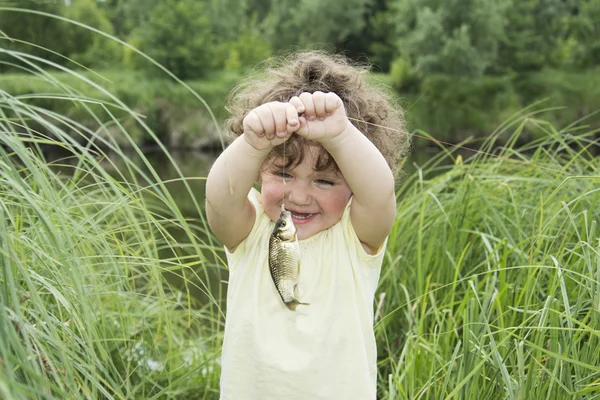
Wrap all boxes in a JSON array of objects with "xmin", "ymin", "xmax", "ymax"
[
  {"xmin": 2, "ymin": 13, "xmax": 600, "ymax": 400},
  {"xmin": 0, "ymin": 41, "xmax": 225, "ymax": 398},
  {"xmin": 378, "ymin": 112, "xmax": 600, "ymax": 399}
]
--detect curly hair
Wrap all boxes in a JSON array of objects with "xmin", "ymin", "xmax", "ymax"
[{"xmin": 224, "ymin": 50, "xmax": 411, "ymax": 178}]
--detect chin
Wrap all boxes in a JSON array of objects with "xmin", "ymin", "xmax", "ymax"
[{"xmin": 296, "ymin": 223, "xmax": 327, "ymax": 240}]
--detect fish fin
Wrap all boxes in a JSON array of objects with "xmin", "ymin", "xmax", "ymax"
[{"xmin": 285, "ymin": 299, "xmax": 310, "ymax": 311}]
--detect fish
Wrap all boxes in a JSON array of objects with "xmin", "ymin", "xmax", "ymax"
[{"xmin": 268, "ymin": 204, "xmax": 309, "ymax": 310}]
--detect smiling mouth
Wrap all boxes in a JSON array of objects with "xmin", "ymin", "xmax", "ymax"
[{"xmin": 291, "ymin": 211, "xmax": 317, "ymax": 221}]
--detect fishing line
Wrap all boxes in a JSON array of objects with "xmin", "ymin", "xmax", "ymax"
[
  {"xmin": 282, "ymin": 131, "xmax": 286, "ymax": 210},
  {"xmin": 347, "ymin": 117, "xmax": 566, "ymax": 175}
]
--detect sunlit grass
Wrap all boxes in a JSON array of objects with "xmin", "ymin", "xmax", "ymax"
[
  {"xmin": 2, "ymin": 11, "xmax": 600, "ymax": 400},
  {"xmin": 0, "ymin": 39, "xmax": 225, "ymax": 399},
  {"xmin": 377, "ymin": 110, "xmax": 600, "ymax": 399}
]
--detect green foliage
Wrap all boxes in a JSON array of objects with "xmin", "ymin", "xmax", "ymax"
[
  {"xmin": 0, "ymin": 76, "xmax": 224, "ymax": 399},
  {"xmin": 380, "ymin": 115, "xmax": 600, "ymax": 398},
  {"xmin": 0, "ymin": 68, "xmax": 242, "ymax": 149},
  {"xmin": 567, "ymin": 0, "xmax": 600, "ymax": 67},
  {"xmin": 335, "ymin": 0, "xmax": 396, "ymax": 71},
  {"xmin": 61, "ymin": 0, "xmax": 122, "ymax": 67},
  {"xmin": 514, "ymin": 67, "xmax": 600, "ymax": 128},
  {"xmin": 496, "ymin": 0, "xmax": 570, "ymax": 73},
  {"xmin": 262, "ymin": 0, "xmax": 371, "ymax": 50},
  {"xmin": 0, "ymin": 2, "xmax": 72, "ymax": 68},
  {"xmin": 405, "ymin": 74, "xmax": 521, "ymax": 141},
  {"xmin": 127, "ymin": 0, "xmax": 219, "ymax": 80},
  {"xmin": 391, "ymin": 0, "xmax": 509, "ymax": 77},
  {"xmin": 3, "ymin": 71, "xmax": 600, "ymax": 397},
  {"xmin": 223, "ymin": 32, "xmax": 272, "ymax": 72},
  {"xmin": 0, "ymin": 1, "xmax": 121, "ymax": 70},
  {"xmin": 98, "ymin": 0, "xmax": 162, "ymax": 39},
  {"xmin": 388, "ymin": 55, "xmax": 418, "ymax": 91}
]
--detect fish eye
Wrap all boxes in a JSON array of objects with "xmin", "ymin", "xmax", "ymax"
[{"xmin": 281, "ymin": 221, "xmax": 286, "ymax": 227}]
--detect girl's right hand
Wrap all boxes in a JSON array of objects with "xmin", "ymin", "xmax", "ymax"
[{"xmin": 242, "ymin": 102, "xmax": 300, "ymax": 151}]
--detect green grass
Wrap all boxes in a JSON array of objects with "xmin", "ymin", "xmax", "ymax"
[
  {"xmin": 0, "ymin": 45, "xmax": 226, "ymax": 399},
  {"xmin": 2, "ymin": 30, "xmax": 600, "ymax": 400},
  {"xmin": 377, "ymin": 111, "xmax": 600, "ymax": 399}
]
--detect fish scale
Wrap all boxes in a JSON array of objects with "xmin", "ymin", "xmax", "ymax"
[{"xmin": 268, "ymin": 208, "xmax": 308, "ymax": 310}]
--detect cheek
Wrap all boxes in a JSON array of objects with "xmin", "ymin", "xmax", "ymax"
[
  {"xmin": 262, "ymin": 181, "xmax": 284, "ymax": 201},
  {"xmin": 322, "ymin": 188, "xmax": 352, "ymax": 217},
  {"xmin": 261, "ymin": 182, "xmax": 284, "ymax": 220}
]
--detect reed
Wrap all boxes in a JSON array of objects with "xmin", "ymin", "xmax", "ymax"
[
  {"xmin": 378, "ymin": 112, "xmax": 600, "ymax": 399},
  {"xmin": 1, "ymin": 13, "xmax": 599, "ymax": 399},
  {"xmin": 0, "ymin": 35, "xmax": 224, "ymax": 399}
]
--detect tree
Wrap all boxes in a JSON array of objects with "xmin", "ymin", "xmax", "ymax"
[
  {"xmin": 62, "ymin": 0, "xmax": 121, "ymax": 67},
  {"xmin": 98, "ymin": 0, "xmax": 162, "ymax": 39},
  {"xmin": 205, "ymin": 0, "xmax": 272, "ymax": 70},
  {"xmin": 127, "ymin": 0, "xmax": 219, "ymax": 79},
  {"xmin": 390, "ymin": 0, "xmax": 509, "ymax": 78},
  {"xmin": 0, "ymin": 0, "xmax": 119, "ymax": 70},
  {"xmin": 0, "ymin": 1, "xmax": 73, "ymax": 68},
  {"xmin": 496, "ymin": 0, "xmax": 570, "ymax": 73},
  {"xmin": 568, "ymin": 0, "xmax": 600, "ymax": 67},
  {"xmin": 261, "ymin": 0, "xmax": 371, "ymax": 51},
  {"xmin": 336, "ymin": 0, "xmax": 397, "ymax": 72}
]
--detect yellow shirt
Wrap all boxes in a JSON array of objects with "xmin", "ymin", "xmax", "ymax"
[{"xmin": 220, "ymin": 188, "xmax": 386, "ymax": 400}]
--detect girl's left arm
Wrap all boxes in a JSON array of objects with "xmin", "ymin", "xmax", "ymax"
[
  {"xmin": 290, "ymin": 91, "xmax": 395, "ymax": 254},
  {"xmin": 322, "ymin": 123, "xmax": 396, "ymax": 254}
]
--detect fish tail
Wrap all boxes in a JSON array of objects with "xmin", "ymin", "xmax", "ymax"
[{"xmin": 285, "ymin": 299, "xmax": 310, "ymax": 311}]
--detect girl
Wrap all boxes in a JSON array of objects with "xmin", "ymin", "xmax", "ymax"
[{"xmin": 205, "ymin": 50, "xmax": 410, "ymax": 399}]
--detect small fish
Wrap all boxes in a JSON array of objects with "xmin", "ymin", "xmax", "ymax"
[{"xmin": 268, "ymin": 205, "xmax": 308, "ymax": 310}]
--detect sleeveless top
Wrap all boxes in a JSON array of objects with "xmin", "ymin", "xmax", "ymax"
[{"xmin": 220, "ymin": 188, "xmax": 386, "ymax": 400}]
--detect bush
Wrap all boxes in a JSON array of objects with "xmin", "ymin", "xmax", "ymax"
[{"xmin": 406, "ymin": 74, "xmax": 521, "ymax": 143}]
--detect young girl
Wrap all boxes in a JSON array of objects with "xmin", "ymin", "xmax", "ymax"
[{"xmin": 205, "ymin": 51, "xmax": 410, "ymax": 400}]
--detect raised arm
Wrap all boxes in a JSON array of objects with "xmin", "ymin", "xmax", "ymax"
[
  {"xmin": 205, "ymin": 136, "xmax": 268, "ymax": 250},
  {"xmin": 205, "ymin": 102, "xmax": 300, "ymax": 251},
  {"xmin": 290, "ymin": 91, "xmax": 396, "ymax": 253},
  {"xmin": 323, "ymin": 124, "xmax": 396, "ymax": 253}
]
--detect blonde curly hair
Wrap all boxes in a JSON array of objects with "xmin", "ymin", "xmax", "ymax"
[{"xmin": 224, "ymin": 50, "xmax": 411, "ymax": 178}]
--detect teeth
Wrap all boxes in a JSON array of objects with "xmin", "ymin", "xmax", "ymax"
[{"xmin": 292, "ymin": 212, "xmax": 314, "ymax": 220}]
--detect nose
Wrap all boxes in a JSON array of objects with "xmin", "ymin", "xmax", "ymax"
[{"xmin": 286, "ymin": 183, "xmax": 312, "ymax": 206}]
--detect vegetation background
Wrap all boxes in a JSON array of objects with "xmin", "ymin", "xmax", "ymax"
[
  {"xmin": 1, "ymin": 0, "xmax": 599, "ymax": 146},
  {"xmin": 0, "ymin": 0, "xmax": 599, "ymax": 399}
]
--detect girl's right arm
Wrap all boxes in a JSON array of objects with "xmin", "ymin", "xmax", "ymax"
[
  {"xmin": 205, "ymin": 136, "xmax": 270, "ymax": 251},
  {"xmin": 205, "ymin": 102, "xmax": 299, "ymax": 251}
]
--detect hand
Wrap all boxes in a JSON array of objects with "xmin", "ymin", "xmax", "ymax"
[
  {"xmin": 289, "ymin": 91, "xmax": 351, "ymax": 143},
  {"xmin": 242, "ymin": 102, "xmax": 300, "ymax": 151}
]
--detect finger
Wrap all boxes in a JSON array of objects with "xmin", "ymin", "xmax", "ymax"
[
  {"xmin": 255, "ymin": 105, "xmax": 276, "ymax": 140},
  {"xmin": 288, "ymin": 96, "xmax": 305, "ymax": 115},
  {"xmin": 325, "ymin": 92, "xmax": 342, "ymax": 115},
  {"xmin": 285, "ymin": 103, "xmax": 299, "ymax": 134},
  {"xmin": 299, "ymin": 92, "xmax": 315, "ymax": 121},
  {"xmin": 312, "ymin": 91, "xmax": 326, "ymax": 120},
  {"xmin": 243, "ymin": 111, "xmax": 265, "ymax": 137},
  {"xmin": 293, "ymin": 116, "xmax": 309, "ymax": 138},
  {"xmin": 268, "ymin": 102, "xmax": 288, "ymax": 138}
]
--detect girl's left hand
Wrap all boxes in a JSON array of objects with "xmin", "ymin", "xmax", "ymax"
[{"xmin": 289, "ymin": 91, "xmax": 351, "ymax": 143}]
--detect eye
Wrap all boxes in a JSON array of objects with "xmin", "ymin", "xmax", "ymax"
[
  {"xmin": 275, "ymin": 172, "xmax": 292, "ymax": 179},
  {"xmin": 280, "ymin": 221, "xmax": 286, "ymax": 227},
  {"xmin": 315, "ymin": 179, "xmax": 334, "ymax": 186}
]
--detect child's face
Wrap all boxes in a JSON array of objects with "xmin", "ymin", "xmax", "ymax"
[{"xmin": 260, "ymin": 147, "xmax": 352, "ymax": 240}]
